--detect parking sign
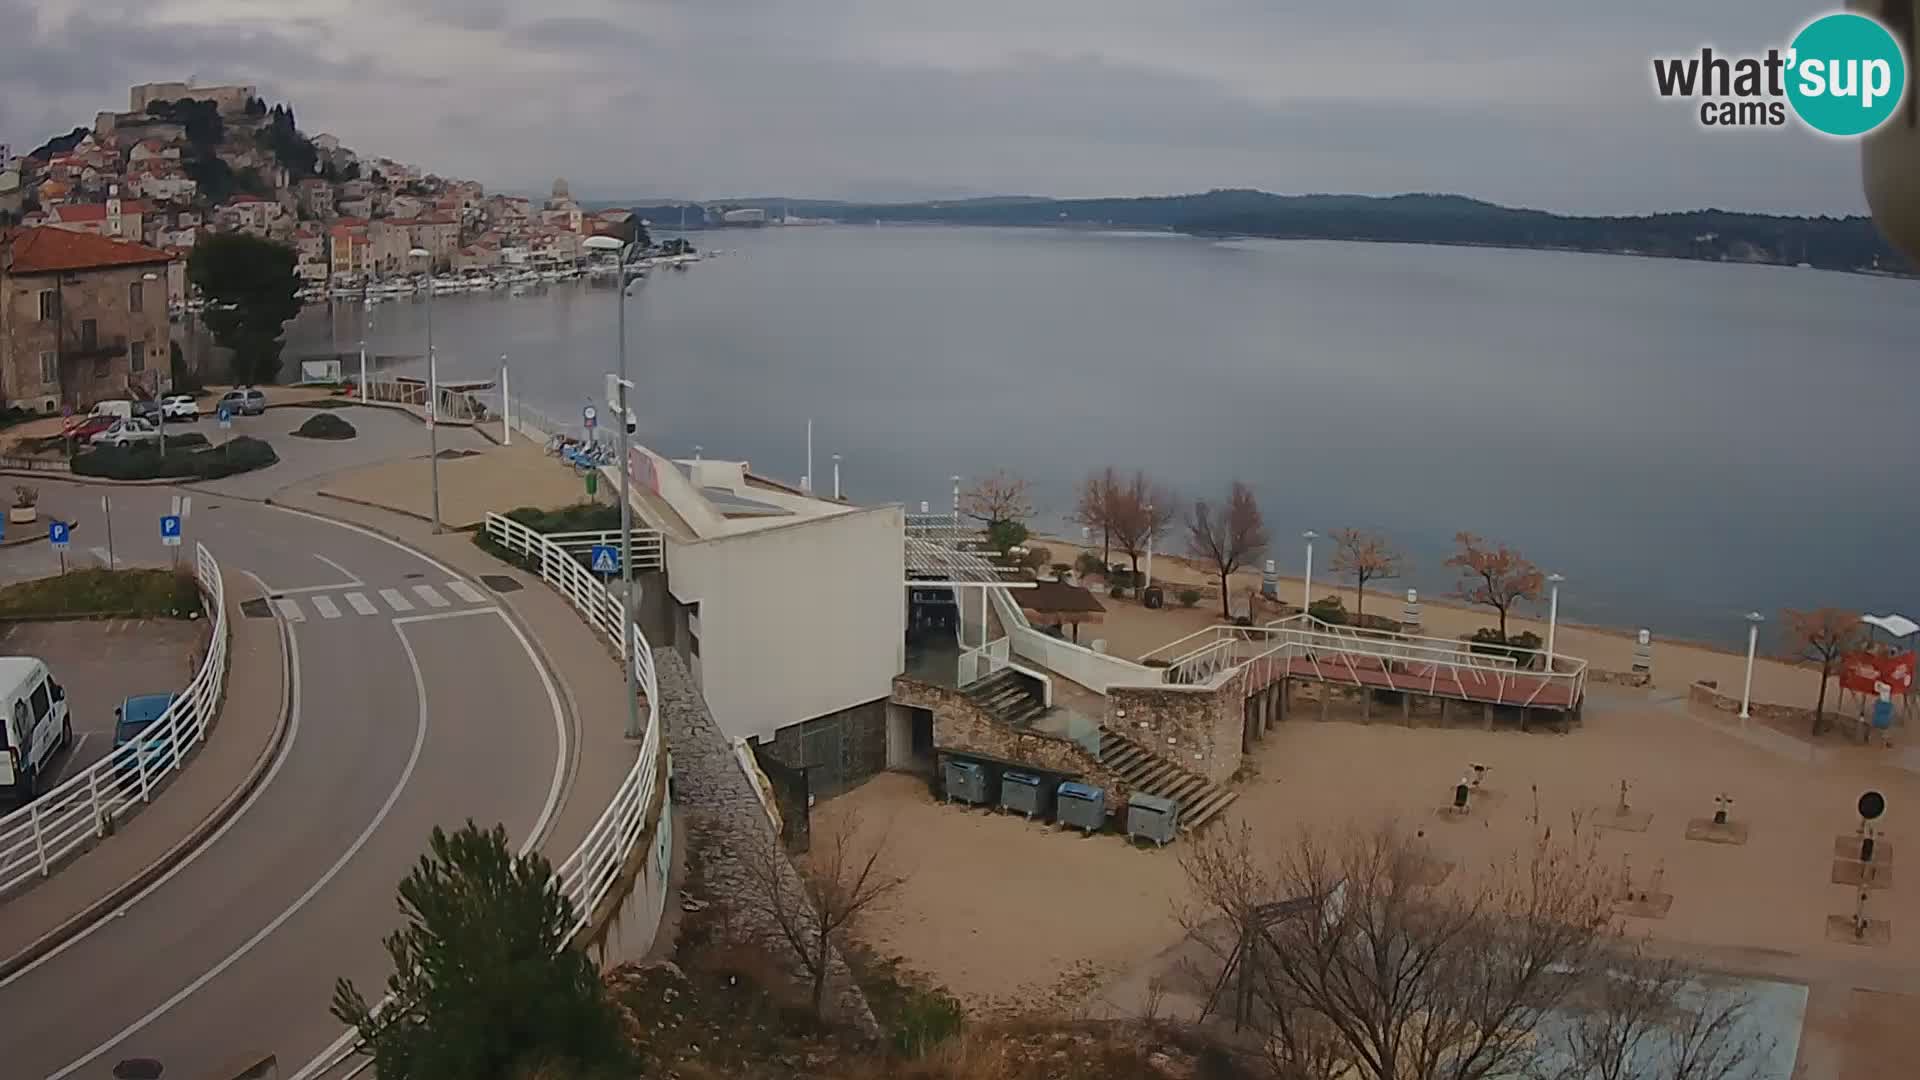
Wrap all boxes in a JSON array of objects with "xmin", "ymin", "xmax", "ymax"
[
  {"xmin": 48, "ymin": 521, "xmax": 70, "ymax": 549},
  {"xmin": 160, "ymin": 514, "xmax": 183, "ymax": 547}
]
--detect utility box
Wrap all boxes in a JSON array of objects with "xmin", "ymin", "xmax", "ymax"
[
  {"xmin": 1127, "ymin": 793, "xmax": 1181, "ymax": 847},
  {"xmin": 1000, "ymin": 770, "xmax": 1050, "ymax": 819},
  {"xmin": 944, "ymin": 759, "xmax": 992, "ymax": 807},
  {"xmin": 1057, "ymin": 781, "xmax": 1106, "ymax": 833}
]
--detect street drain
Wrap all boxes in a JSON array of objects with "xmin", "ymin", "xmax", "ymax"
[
  {"xmin": 240, "ymin": 599, "xmax": 273, "ymax": 618},
  {"xmin": 112, "ymin": 1060, "xmax": 164, "ymax": 1080},
  {"xmin": 403, "ymin": 572, "xmax": 424, "ymax": 579},
  {"xmin": 481, "ymin": 575, "xmax": 523, "ymax": 593}
]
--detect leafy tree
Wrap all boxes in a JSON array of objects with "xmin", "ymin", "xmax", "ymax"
[
  {"xmin": 189, "ymin": 234, "xmax": 302, "ymax": 384},
  {"xmin": 184, "ymin": 154, "xmax": 237, "ymax": 204},
  {"xmin": 145, "ymin": 98, "xmax": 224, "ymax": 148},
  {"xmin": 1328, "ymin": 528, "xmax": 1404, "ymax": 624},
  {"xmin": 330, "ymin": 821, "xmax": 631, "ymax": 1080},
  {"xmin": 1783, "ymin": 608, "xmax": 1864, "ymax": 736},
  {"xmin": 986, "ymin": 519, "xmax": 1030, "ymax": 557},
  {"xmin": 1187, "ymin": 481, "xmax": 1269, "ymax": 620},
  {"xmin": 1445, "ymin": 532, "xmax": 1543, "ymax": 641},
  {"xmin": 28, "ymin": 126, "xmax": 89, "ymax": 161},
  {"xmin": 260, "ymin": 102, "xmax": 319, "ymax": 177}
]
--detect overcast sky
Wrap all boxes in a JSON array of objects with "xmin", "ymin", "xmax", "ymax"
[{"xmin": 0, "ymin": 0, "xmax": 1875, "ymax": 214}]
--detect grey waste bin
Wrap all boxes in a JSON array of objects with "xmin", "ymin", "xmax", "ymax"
[
  {"xmin": 1057, "ymin": 781, "xmax": 1106, "ymax": 833},
  {"xmin": 1000, "ymin": 770, "xmax": 1049, "ymax": 819},
  {"xmin": 944, "ymin": 759, "xmax": 991, "ymax": 806},
  {"xmin": 1127, "ymin": 792, "xmax": 1181, "ymax": 847}
]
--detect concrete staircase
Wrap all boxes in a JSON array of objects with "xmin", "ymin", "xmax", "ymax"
[
  {"xmin": 1097, "ymin": 729, "xmax": 1239, "ymax": 832},
  {"xmin": 965, "ymin": 669, "xmax": 1050, "ymax": 729}
]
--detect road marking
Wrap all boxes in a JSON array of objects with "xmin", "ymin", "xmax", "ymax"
[
  {"xmin": 51, "ymin": 609, "xmax": 429, "ymax": 1080},
  {"xmin": 344, "ymin": 592, "xmax": 377, "ymax": 616},
  {"xmin": 313, "ymin": 553, "xmax": 361, "ymax": 585},
  {"xmin": 2, "ymin": 568, "xmax": 302, "ymax": 990},
  {"xmin": 90, "ymin": 546, "xmax": 116, "ymax": 569},
  {"xmin": 411, "ymin": 584, "xmax": 450, "ymax": 609},
  {"xmin": 273, "ymin": 598, "xmax": 305, "ymax": 622},
  {"xmin": 46, "ymin": 733, "xmax": 93, "ymax": 787},
  {"xmin": 445, "ymin": 579, "xmax": 486, "ymax": 604},
  {"xmin": 378, "ymin": 588, "xmax": 413, "ymax": 612},
  {"xmin": 310, "ymin": 595, "xmax": 341, "ymax": 620}
]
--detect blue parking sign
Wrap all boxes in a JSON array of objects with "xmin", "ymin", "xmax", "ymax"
[
  {"xmin": 217, "ymin": 404, "xmax": 233, "ymax": 429},
  {"xmin": 48, "ymin": 521, "xmax": 70, "ymax": 549},
  {"xmin": 160, "ymin": 514, "xmax": 183, "ymax": 547},
  {"xmin": 590, "ymin": 544, "xmax": 619, "ymax": 575}
]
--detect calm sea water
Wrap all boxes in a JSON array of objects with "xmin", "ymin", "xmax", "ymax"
[{"xmin": 288, "ymin": 226, "xmax": 1919, "ymax": 648}]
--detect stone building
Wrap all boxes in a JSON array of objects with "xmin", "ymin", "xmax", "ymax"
[{"xmin": 0, "ymin": 227, "xmax": 173, "ymax": 412}]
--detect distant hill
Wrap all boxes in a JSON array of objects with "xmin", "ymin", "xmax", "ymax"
[{"xmin": 638, "ymin": 189, "xmax": 1905, "ymax": 274}]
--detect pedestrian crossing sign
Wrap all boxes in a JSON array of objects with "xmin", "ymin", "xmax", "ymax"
[{"xmin": 590, "ymin": 545, "xmax": 619, "ymax": 575}]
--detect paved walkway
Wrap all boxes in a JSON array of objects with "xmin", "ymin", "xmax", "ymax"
[
  {"xmin": 313, "ymin": 427, "xmax": 598, "ymax": 529},
  {"xmin": 0, "ymin": 570, "xmax": 286, "ymax": 974}
]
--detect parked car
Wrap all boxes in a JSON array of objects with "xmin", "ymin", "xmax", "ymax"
[
  {"xmin": 63, "ymin": 415, "xmax": 117, "ymax": 441},
  {"xmin": 113, "ymin": 692, "xmax": 177, "ymax": 777},
  {"xmin": 161, "ymin": 395, "xmax": 200, "ymax": 421},
  {"xmin": 89, "ymin": 417, "xmax": 162, "ymax": 447},
  {"xmin": 218, "ymin": 387, "xmax": 268, "ymax": 416},
  {"xmin": 88, "ymin": 399, "xmax": 134, "ymax": 421},
  {"xmin": 0, "ymin": 658, "xmax": 71, "ymax": 806},
  {"xmin": 130, "ymin": 399, "xmax": 162, "ymax": 422}
]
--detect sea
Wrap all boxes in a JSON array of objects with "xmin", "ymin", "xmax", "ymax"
[{"xmin": 283, "ymin": 225, "xmax": 1920, "ymax": 650}]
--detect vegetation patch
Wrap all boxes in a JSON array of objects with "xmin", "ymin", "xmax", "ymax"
[
  {"xmin": 73, "ymin": 436, "xmax": 278, "ymax": 481},
  {"xmin": 0, "ymin": 568, "xmax": 203, "ymax": 619},
  {"xmin": 472, "ymin": 502, "xmax": 622, "ymax": 570},
  {"xmin": 292, "ymin": 413, "xmax": 357, "ymax": 440}
]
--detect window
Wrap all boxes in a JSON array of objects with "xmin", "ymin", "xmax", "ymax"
[
  {"xmin": 79, "ymin": 319, "xmax": 97, "ymax": 351},
  {"xmin": 131, "ymin": 341, "xmax": 146, "ymax": 372},
  {"xmin": 38, "ymin": 352, "xmax": 56, "ymax": 386},
  {"xmin": 129, "ymin": 281, "xmax": 144, "ymax": 313},
  {"xmin": 28, "ymin": 680, "xmax": 50, "ymax": 723},
  {"xmin": 38, "ymin": 290, "xmax": 58, "ymax": 322},
  {"xmin": 94, "ymin": 357, "xmax": 110, "ymax": 379}
]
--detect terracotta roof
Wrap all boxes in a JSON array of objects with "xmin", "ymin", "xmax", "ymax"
[
  {"xmin": 50, "ymin": 201, "xmax": 152, "ymax": 222},
  {"xmin": 1016, "ymin": 580, "xmax": 1108, "ymax": 617},
  {"xmin": 5, "ymin": 226, "xmax": 174, "ymax": 274}
]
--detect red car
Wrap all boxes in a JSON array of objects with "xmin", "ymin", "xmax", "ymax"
[{"xmin": 62, "ymin": 415, "xmax": 116, "ymax": 442}]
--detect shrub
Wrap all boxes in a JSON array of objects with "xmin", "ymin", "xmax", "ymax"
[
  {"xmin": 11, "ymin": 485, "xmax": 36, "ymax": 509},
  {"xmin": 293, "ymin": 412, "xmax": 357, "ymax": 440},
  {"xmin": 1468, "ymin": 628, "xmax": 1547, "ymax": 667},
  {"xmin": 72, "ymin": 435, "xmax": 277, "ymax": 481},
  {"xmin": 1178, "ymin": 588, "xmax": 1201, "ymax": 608},
  {"xmin": 1308, "ymin": 595, "xmax": 1349, "ymax": 625},
  {"xmin": 1074, "ymin": 552, "xmax": 1103, "ymax": 579},
  {"xmin": 1109, "ymin": 584, "xmax": 1125, "ymax": 599}
]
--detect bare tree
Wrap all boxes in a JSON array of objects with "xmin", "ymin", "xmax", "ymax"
[
  {"xmin": 1174, "ymin": 818, "xmax": 1757, "ymax": 1080},
  {"xmin": 734, "ymin": 809, "xmax": 905, "ymax": 1019},
  {"xmin": 1329, "ymin": 528, "xmax": 1404, "ymax": 625},
  {"xmin": 1109, "ymin": 470, "xmax": 1176, "ymax": 587},
  {"xmin": 1071, "ymin": 466, "xmax": 1121, "ymax": 567},
  {"xmin": 1782, "ymin": 607, "xmax": 1863, "ymax": 736},
  {"xmin": 1445, "ymin": 532, "xmax": 1544, "ymax": 641},
  {"xmin": 959, "ymin": 469, "xmax": 1034, "ymax": 530},
  {"xmin": 1188, "ymin": 482, "xmax": 1269, "ymax": 620}
]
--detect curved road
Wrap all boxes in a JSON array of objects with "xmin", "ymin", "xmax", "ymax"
[{"xmin": 0, "ymin": 483, "xmax": 570, "ymax": 1079}]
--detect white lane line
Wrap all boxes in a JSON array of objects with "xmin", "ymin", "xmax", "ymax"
[
  {"xmin": 378, "ymin": 588, "xmax": 413, "ymax": 612},
  {"xmin": 445, "ymin": 579, "xmax": 486, "ymax": 605},
  {"xmin": 411, "ymin": 584, "xmax": 450, "ymax": 609},
  {"xmin": 3, "ymin": 568, "xmax": 302, "ymax": 989},
  {"xmin": 47, "ymin": 733, "xmax": 93, "ymax": 787},
  {"xmin": 52, "ymin": 615, "xmax": 429, "ymax": 1080},
  {"xmin": 312, "ymin": 553, "xmax": 362, "ymax": 585},
  {"xmin": 344, "ymin": 592, "xmax": 377, "ymax": 617},
  {"xmin": 273, "ymin": 598, "xmax": 305, "ymax": 623},
  {"xmin": 310, "ymin": 595, "xmax": 341, "ymax": 620},
  {"xmin": 296, "ymin": 606, "xmax": 568, "ymax": 1080},
  {"xmin": 90, "ymin": 546, "xmax": 115, "ymax": 569}
]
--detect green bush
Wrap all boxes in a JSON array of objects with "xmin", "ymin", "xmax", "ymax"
[
  {"xmin": 293, "ymin": 412, "xmax": 357, "ymax": 440},
  {"xmin": 1308, "ymin": 595, "xmax": 1349, "ymax": 625},
  {"xmin": 1469, "ymin": 628, "xmax": 1546, "ymax": 668},
  {"xmin": 506, "ymin": 502, "xmax": 621, "ymax": 533},
  {"xmin": 890, "ymin": 985, "xmax": 965, "ymax": 1058},
  {"xmin": 1074, "ymin": 552, "xmax": 1103, "ymax": 578},
  {"xmin": 1178, "ymin": 588, "xmax": 1202, "ymax": 607},
  {"xmin": 1109, "ymin": 584, "xmax": 1126, "ymax": 599},
  {"xmin": 73, "ymin": 435, "xmax": 277, "ymax": 481},
  {"xmin": 0, "ymin": 568, "xmax": 202, "ymax": 618}
]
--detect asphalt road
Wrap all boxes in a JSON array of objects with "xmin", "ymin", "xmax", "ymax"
[{"xmin": 0, "ymin": 481, "xmax": 569, "ymax": 1080}]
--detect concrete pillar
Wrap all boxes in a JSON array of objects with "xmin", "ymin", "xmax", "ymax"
[
  {"xmin": 1319, "ymin": 686, "xmax": 1330, "ymax": 723},
  {"xmin": 1401, "ymin": 693, "xmax": 1411, "ymax": 727},
  {"xmin": 1437, "ymin": 697, "xmax": 1447, "ymax": 726},
  {"xmin": 1481, "ymin": 703, "xmax": 1493, "ymax": 731},
  {"xmin": 1278, "ymin": 679, "xmax": 1289, "ymax": 723},
  {"xmin": 1243, "ymin": 698, "xmax": 1254, "ymax": 754},
  {"xmin": 1362, "ymin": 689, "xmax": 1373, "ymax": 723}
]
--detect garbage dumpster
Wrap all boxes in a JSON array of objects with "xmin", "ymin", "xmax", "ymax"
[
  {"xmin": 1057, "ymin": 781, "xmax": 1106, "ymax": 833},
  {"xmin": 944, "ymin": 759, "xmax": 991, "ymax": 807},
  {"xmin": 1127, "ymin": 792, "xmax": 1181, "ymax": 847},
  {"xmin": 1000, "ymin": 770, "xmax": 1050, "ymax": 819}
]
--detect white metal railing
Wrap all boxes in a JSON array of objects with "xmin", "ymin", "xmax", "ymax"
[
  {"xmin": 0, "ymin": 543, "xmax": 228, "ymax": 896},
  {"xmin": 483, "ymin": 512, "xmax": 665, "ymax": 937},
  {"xmin": 541, "ymin": 529, "xmax": 664, "ymax": 572}
]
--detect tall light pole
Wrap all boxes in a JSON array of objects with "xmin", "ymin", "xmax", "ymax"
[
  {"xmin": 142, "ymin": 271, "xmax": 166, "ymax": 456},
  {"xmin": 1740, "ymin": 611, "xmax": 1765, "ymax": 720},
  {"xmin": 1545, "ymin": 573, "xmax": 1565, "ymax": 668},
  {"xmin": 585, "ymin": 234, "xmax": 642, "ymax": 740},
  {"xmin": 409, "ymin": 249, "xmax": 442, "ymax": 532},
  {"xmin": 1144, "ymin": 503, "xmax": 1154, "ymax": 591},
  {"xmin": 1302, "ymin": 530, "xmax": 1318, "ymax": 616}
]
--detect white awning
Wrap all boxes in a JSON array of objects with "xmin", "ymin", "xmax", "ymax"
[{"xmin": 1862, "ymin": 613, "xmax": 1920, "ymax": 638}]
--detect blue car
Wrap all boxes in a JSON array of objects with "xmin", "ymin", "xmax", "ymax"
[{"xmin": 113, "ymin": 693, "xmax": 178, "ymax": 774}]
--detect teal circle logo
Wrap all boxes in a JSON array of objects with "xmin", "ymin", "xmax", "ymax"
[{"xmin": 1786, "ymin": 12, "xmax": 1908, "ymax": 137}]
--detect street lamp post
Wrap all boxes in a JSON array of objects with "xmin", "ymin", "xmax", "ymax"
[
  {"xmin": 1740, "ymin": 612, "xmax": 1765, "ymax": 720},
  {"xmin": 410, "ymin": 249, "xmax": 441, "ymax": 533},
  {"xmin": 142, "ymin": 272, "xmax": 166, "ymax": 456},
  {"xmin": 585, "ymin": 235, "xmax": 642, "ymax": 740},
  {"xmin": 1546, "ymin": 573, "xmax": 1565, "ymax": 668},
  {"xmin": 1144, "ymin": 504, "xmax": 1154, "ymax": 591},
  {"xmin": 1302, "ymin": 530, "xmax": 1318, "ymax": 615}
]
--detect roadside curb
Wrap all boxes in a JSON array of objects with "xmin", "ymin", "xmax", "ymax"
[{"xmin": 0, "ymin": 581, "xmax": 294, "ymax": 983}]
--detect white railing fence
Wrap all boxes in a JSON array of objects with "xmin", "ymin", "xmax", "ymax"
[
  {"xmin": 0, "ymin": 543, "xmax": 229, "ymax": 897},
  {"xmin": 542, "ymin": 529, "xmax": 665, "ymax": 572},
  {"xmin": 483, "ymin": 511, "xmax": 666, "ymax": 938}
]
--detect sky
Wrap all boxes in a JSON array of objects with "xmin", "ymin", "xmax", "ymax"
[{"xmin": 0, "ymin": 0, "xmax": 1878, "ymax": 215}]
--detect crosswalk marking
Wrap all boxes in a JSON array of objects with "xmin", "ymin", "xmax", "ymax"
[
  {"xmin": 412, "ymin": 584, "xmax": 450, "ymax": 609},
  {"xmin": 274, "ymin": 598, "xmax": 305, "ymax": 623},
  {"xmin": 379, "ymin": 588, "xmax": 414, "ymax": 612},
  {"xmin": 311, "ymin": 595, "xmax": 342, "ymax": 619},
  {"xmin": 345, "ymin": 592, "xmax": 378, "ymax": 616},
  {"xmin": 445, "ymin": 580, "xmax": 486, "ymax": 604}
]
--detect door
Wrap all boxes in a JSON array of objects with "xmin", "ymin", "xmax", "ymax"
[{"xmin": 26, "ymin": 677, "xmax": 54, "ymax": 770}]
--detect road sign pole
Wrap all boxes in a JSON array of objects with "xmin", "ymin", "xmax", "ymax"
[{"xmin": 102, "ymin": 494, "xmax": 114, "ymax": 571}]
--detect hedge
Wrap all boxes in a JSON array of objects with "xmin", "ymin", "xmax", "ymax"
[
  {"xmin": 293, "ymin": 413, "xmax": 357, "ymax": 440},
  {"xmin": 73, "ymin": 436, "xmax": 278, "ymax": 481},
  {"xmin": 0, "ymin": 568, "xmax": 202, "ymax": 619}
]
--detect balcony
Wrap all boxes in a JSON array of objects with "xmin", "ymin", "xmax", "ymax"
[{"xmin": 63, "ymin": 334, "xmax": 128, "ymax": 361}]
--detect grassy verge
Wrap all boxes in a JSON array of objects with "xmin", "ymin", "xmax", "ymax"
[
  {"xmin": 72, "ymin": 436, "xmax": 277, "ymax": 481},
  {"xmin": 470, "ymin": 502, "xmax": 621, "ymax": 571},
  {"xmin": 0, "ymin": 568, "xmax": 203, "ymax": 619}
]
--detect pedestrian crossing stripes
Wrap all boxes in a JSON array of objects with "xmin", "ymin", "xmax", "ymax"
[{"xmin": 267, "ymin": 581, "xmax": 493, "ymax": 623}]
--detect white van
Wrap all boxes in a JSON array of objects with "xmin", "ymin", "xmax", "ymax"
[
  {"xmin": 0, "ymin": 658, "xmax": 71, "ymax": 805},
  {"xmin": 88, "ymin": 400, "xmax": 134, "ymax": 421}
]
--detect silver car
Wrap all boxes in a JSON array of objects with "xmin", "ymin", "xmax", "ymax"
[
  {"xmin": 89, "ymin": 417, "xmax": 162, "ymax": 447},
  {"xmin": 218, "ymin": 387, "xmax": 268, "ymax": 416}
]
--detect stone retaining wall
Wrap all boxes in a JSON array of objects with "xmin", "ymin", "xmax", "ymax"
[
  {"xmin": 892, "ymin": 676, "xmax": 1137, "ymax": 804},
  {"xmin": 1688, "ymin": 679, "xmax": 1816, "ymax": 726},
  {"xmin": 1588, "ymin": 668, "xmax": 1652, "ymax": 688},
  {"xmin": 1106, "ymin": 667, "xmax": 1246, "ymax": 785}
]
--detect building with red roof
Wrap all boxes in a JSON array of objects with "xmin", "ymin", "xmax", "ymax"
[{"xmin": 1, "ymin": 226, "xmax": 175, "ymax": 411}]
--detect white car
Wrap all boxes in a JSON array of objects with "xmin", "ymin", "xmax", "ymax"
[
  {"xmin": 89, "ymin": 417, "xmax": 162, "ymax": 447},
  {"xmin": 161, "ymin": 395, "xmax": 200, "ymax": 421}
]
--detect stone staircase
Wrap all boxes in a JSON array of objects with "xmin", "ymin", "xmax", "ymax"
[
  {"xmin": 964, "ymin": 669, "xmax": 1050, "ymax": 728},
  {"xmin": 1097, "ymin": 729, "xmax": 1240, "ymax": 832}
]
